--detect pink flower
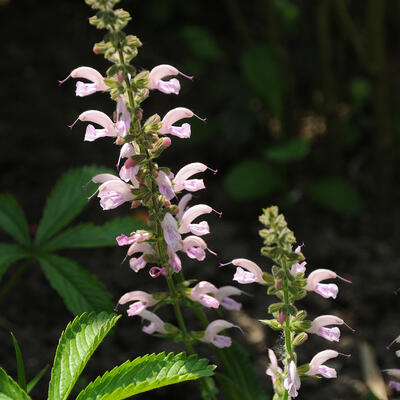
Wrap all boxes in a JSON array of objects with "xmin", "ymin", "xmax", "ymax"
[
  {"xmin": 156, "ymin": 171, "xmax": 175, "ymax": 200},
  {"xmin": 127, "ymin": 242, "xmax": 155, "ymax": 272},
  {"xmin": 189, "ymin": 281, "xmax": 219, "ymax": 308},
  {"xmin": 91, "ymin": 174, "xmax": 134, "ymax": 210},
  {"xmin": 159, "ymin": 107, "xmax": 195, "ymax": 138},
  {"xmin": 167, "ymin": 246, "xmax": 182, "ymax": 273},
  {"xmin": 117, "ymin": 143, "xmax": 136, "ymax": 168},
  {"xmin": 308, "ymin": 315, "xmax": 345, "ymax": 342},
  {"xmin": 148, "ymin": 64, "xmax": 193, "ymax": 94},
  {"xmin": 115, "ymin": 98, "xmax": 130, "ymax": 137},
  {"xmin": 59, "ymin": 66, "xmax": 107, "ymax": 96},
  {"xmin": 182, "ymin": 235, "xmax": 207, "ymax": 261},
  {"xmin": 174, "ymin": 162, "xmax": 207, "ymax": 192},
  {"xmin": 177, "ymin": 193, "xmax": 192, "ymax": 221},
  {"xmin": 70, "ymin": 110, "xmax": 116, "ymax": 141},
  {"xmin": 307, "ymin": 350, "xmax": 339, "ymax": 378},
  {"xmin": 118, "ymin": 290, "xmax": 158, "ymax": 316},
  {"xmin": 389, "ymin": 381, "xmax": 400, "ymax": 391},
  {"xmin": 119, "ymin": 163, "xmax": 140, "ymax": 186},
  {"xmin": 222, "ymin": 258, "xmax": 264, "ymax": 285},
  {"xmin": 178, "ymin": 204, "xmax": 212, "ymax": 235},
  {"xmin": 284, "ymin": 361, "xmax": 300, "ymax": 398},
  {"xmin": 305, "ymin": 269, "xmax": 351, "ymax": 299},
  {"xmin": 138, "ymin": 310, "xmax": 167, "ymax": 335},
  {"xmin": 116, "ymin": 231, "xmax": 151, "ymax": 246},
  {"xmin": 266, "ymin": 349, "xmax": 282, "ymax": 388},
  {"xmin": 201, "ymin": 319, "xmax": 238, "ymax": 348},
  {"xmin": 216, "ymin": 286, "xmax": 242, "ymax": 310},
  {"xmin": 161, "ymin": 213, "xmax": 182, "ymax": 252}
]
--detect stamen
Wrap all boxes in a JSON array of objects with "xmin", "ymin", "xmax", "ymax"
[
  {"xmin": 387, "ymin": 336, "xmax": 400, "ymax": 350},
  {"xmin": 207, "ymin": 166, "xmax": 218, "ymax": 175},
  {"xmin": 120, "ymin": 254, "xmax": 128, "ymax": 265},
  {"xmin": 207, "ymin": 247, "xmax": 218, "ymax": 257},
  {"xmin": 178, "ymin": 70, "xmax": 194, "ymax": 81},
  {"xmin": 58, "ymin": 74, "xmax": 71, "ymax": 86},
  {"xmin": 343, "ymin": 321, "xmax": 356, "ymax": 333},
  {"xmin": 193, "ymin": 113, "xmax": 207, "ymax": 123},
  {"xmin": 82, "ymin": 178, "xmax": 92, "ymax": 190},
  {"xmin": 87, "ymin": 188, "xmax": 99, "ymax": 201},
  {"xmin": 234, "ymin": 324, "xmax": 245, "ymax": 336},
  {"xmin": 212, "ymin": 209, "xmax": 223, "ymax": 218},
  {"xmin": 394, "ymin": 288, "xmax": 400, "ymax": 295},
  {"xmin": 68, "ymin": 118, "xmax": 79, "ymax": 130},
  {"xmin": 337, "ymin": 274, "xmax": 352, "ymax": 284},
  {"xmin": 219, "ymin": 261, "xmax": 232, "ymax": 268},
  {"xmin": 114, "ymin": 303, "xmax": 120, "ymax": 313},
  {"xmin": 338, "ymin": 352, "xmax": 351, "ymax": 358}
]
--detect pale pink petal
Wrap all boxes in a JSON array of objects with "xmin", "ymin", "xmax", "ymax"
[
  {"xmin": 179, "ymin": 204, "xmax": 212, "ymax": 234},
  {"xmin": 78, "ymin": 110, "xmax": 116, "ymax": 137},
  {"xmin": 161, "ymin": 213, "xmax": 182, "ymax": 252},
  {"xmin": 231, "ymin": 259, "xmax": 264, "ymax": 284}
]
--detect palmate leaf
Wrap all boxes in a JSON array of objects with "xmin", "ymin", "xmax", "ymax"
[
  {"xmin": 75, "ymin": 352, "xmax": 215, "ymax": 400},
  {"xmin": 0, "ymin": 194, "xmax": 30, "ymax": 246},
  {"xmin": 48, "ymin": 312, "xmax": 120, "ymax": 400},
  {"xmin": 0, "ymin": 367, "xmax": 31, "ymax": 400},
  {"xmin": 0, "ymin": 243, "xmax": 30, "ymax": 281},
  {"xmin": 34, "ymin": 166, "xmax": 109, "ymax": 247},
  {"xmin": 38, "ymin": 254, "xmax": 113, "ymax": 314},
  {"xmin": 43, "ymin": 217, "xmax": 146, "ymax": 252}
]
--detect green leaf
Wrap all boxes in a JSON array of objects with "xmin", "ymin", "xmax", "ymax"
[
  {"xmin": 218, "ymin": 343, "xmax": 269, "ymax": 400},
  {"xmin": 181, "ymin": 26, "xmax": 223, "ymax": 62},
  {"xmin": 308, "ymin": 178, "xmax": 362, "ymax": 215},
  {"xmin": 43, "ymin": 217, "xmax": 146, "ymax": 252},
  {"xmin": 264, "ymin": 138, "xmax": 310, "ymax": 163},
  {"xmin": 0, "ymin": 194, "xmax": 30, "ymax": 246},
  {"xmin": 10, "ymin": 333, "xmax": 27, "ymax": 392},
  {"xmin": 0, "ymin": 243, "xmax": 30, "ymax": 281},
  {"xmin": 350, "ymin": 77, "xmax": 370, "ymax": 108},
  {"xmin": 38, "ymin": 254, "xmax": 113, "ymax": 314},
  {"xmin": 0, "ymin": 367, "xmax": 31, "ymax": 400},
  {"xmin": 27, "ymin": 364, "xmax": 49, "ymax": 394},
  {"xmin": 224, "ymin": 160, "xmax": 282, "ymax": 200},
  {"xmin": 48, "ymin": 312, "xmax": 120, "ymax": 400},
  {"xmin": 35, "ymin": 166, "xmax": 109, "ymax": 247},
  {"xmin": 75, "ymin": 352, "xmax": 215, "ymax": 400},
  {"xmin": 241, "ymin": 45, "xmax": 284, "ymax": 117}
]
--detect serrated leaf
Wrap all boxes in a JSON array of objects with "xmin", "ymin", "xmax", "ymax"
[
  {"xmin": 75, "ymin": 352, "xmax": 215, "ymax": 400},
  {"xmin": 0, "ymin": 194, "xmax": 30, "ymax": 246},
  {"xmin": 224, "ymin": 160, "xmax": 282, "ymax": 200},
  {"xmin": 241, "ymin": 45, "xmax": 284, "ymax": 117},
  {"xmin": 0, "ymin": 367, "xmax": 31, "ymax": 400},
  {"xmin": 0, "ymin": 243, "xmax": 30, "ymax": 281},
  {"xmin": 38, "ymin": 254, "xmax": 113, "ymax": 314},
  {"xmin": 35, "ymin": 166, "xmax": 110, "ymax": 247},
  {"xmin": 10, "ymin": 333, "xmax": 26, "ymax": 392},
  {"xmin": 308, "ymin": 177, "xmax": 362, "ymax": 215},
  {"xmin": 27, "ymin": 364, "xmax": 49, "ymax": 394},
  {"xmin": 264, "ymin": 138, "xmax": 310, "ymax": 163},
  {"xmin": 43, "ymin": 217, "xmax": 146, "ymax": 252},
  {"xmin": 48, "ymin": 312, "xmax": 120, "ymax": 400}
]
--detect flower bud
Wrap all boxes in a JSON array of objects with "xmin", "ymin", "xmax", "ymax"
[
  {"xmin": 130, "ymin": 200, "xmax": 141, "ymax": 209},
  {"xmin": 279, "ymin": 311, "xmax": 286, "ymax": 325},
  {"xmin": 292, "ymin": 332, "xmax": 308, "ymax": 346},
  {"xmin": 259, "ymin": 319, "xmax": 282, "ymax": 331},
  {"xmin": 143, "ymin": 114, "xmax": 161, "ymax": 132},
  {"xmin": 126, "ymin": 35, "xmax": 142, "ymax": 47},
  {"xmin": 134, "ymin": 70, "xmax": 149, "ymax": 88},
  {"xmin": 275, "ymin": 280, "xmax": 282, "ymax": 289}
]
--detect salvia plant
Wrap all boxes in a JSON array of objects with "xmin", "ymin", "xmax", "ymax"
[
  {"xmin": 1, "ymin": 312, "xmax": 214, "ymax": 399},
  {"xmin": 0, "ymin": 0, "xmax": 360, "ymax": 399},
  {"xmin": 0, "ymin": 166, "xmax": 144, "ymax": 314},
  {"xmin": 219, "ymin": 206, "xmax": 353, "ymax": 399}
]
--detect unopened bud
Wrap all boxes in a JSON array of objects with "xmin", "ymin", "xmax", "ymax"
[
  {"xmin": 126, "ymin": 35, "xmax": 142, "ymax": 47},
  {"xmin": 133, "ymin": 70, "xmax": 149, "ymax": 89},
  {"xmin": 163, "ymin": 137, "xmax": 171, "ymax": 148},
  {"xmin": 115, "ymin": 137, "xmax": 124, "ymax": 145},
  {"xmin": 136, "ymin": 110, "xmax": 143, "ymax": 120},
  {"xmin": 292, "ymin": 332, "xmax": 308, "ymax": 346},
  {"xmin": 144, "ymin": 114, "xmax": 161, "ymax": 132},
  {"xmin": 169, "ymin": 205, "xmax": 179, "ymax": 214},
  {"xmin": 124, "ymin": 158, "xmax": 136, "ymax": 168},
  {"xmin": 130, "ymin": 200, "xmax": 141, "ymax": 209},
  {"xmin": 93, "ymin": 44, "xmax": 102, "ymax": 54},
  {"xmin": 118, "ymin": 71, "xmax": 124, "ymax": 83},
  {"xmin": 279, "ymin": 311, "xmax": 286, "ymax": 325},
  {"xmin": 164, "ymin": 200, "xmax": 171, "ymax": 207},
  {"xmin": 259, "ymin": 319, "xmax": 282, "ymax": 331},
  {"xmin": 275, "ymin": 280, "xmax": 282, "ymax": 290}
]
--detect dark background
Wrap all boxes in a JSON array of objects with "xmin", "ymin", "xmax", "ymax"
[{"xmin": 1, "ymin": 0, "xmax": 400, "ymax": 399}]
